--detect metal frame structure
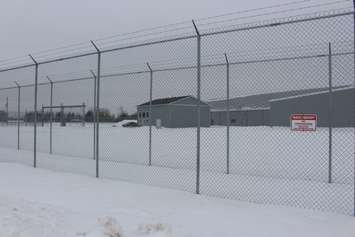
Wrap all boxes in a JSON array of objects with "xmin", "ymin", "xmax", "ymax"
[{"xmin": 41, "ymin": 104, "xmax": 86, "ymax": 124}]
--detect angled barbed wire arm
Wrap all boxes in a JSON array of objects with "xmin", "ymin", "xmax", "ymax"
[
  {"xmin": 192, "ymin": 19, "xmax": 201, "ymax": 194},
  {"xmin": 29, "ymin": 54, "xmax": 39, "ymax": 168},
  {"xmin": 146, "ymin": 62, "xmax": 153, "ymax": 166},
  {"xmin": 192, "ymin": 20, "xmax": 201, "ymax": 37},
  {"xmin": 90, "ymin": 41, "xmax": 101, "ymax": 178}
]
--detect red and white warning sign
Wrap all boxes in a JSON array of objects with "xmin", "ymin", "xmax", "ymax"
[{"xmin": 291, "ymin": 114, "xmax": 317, "ymax": 131}]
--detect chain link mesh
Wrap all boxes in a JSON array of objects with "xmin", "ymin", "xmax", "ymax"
[{"xmin": 0, "ymin": 3, "xmax": 353, "ymax": 215}]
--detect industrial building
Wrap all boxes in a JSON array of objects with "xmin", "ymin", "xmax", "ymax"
[
  {"xmin": 270, "ymin": 87, "xmax": 354, "ymax": 127},
  {"xmin": 137, "ymin": 96, "xmax": 210, "ymax": 128},
  {"xmin": 209, "ymin": 87, "xmax": 354, "ymax": 127}
]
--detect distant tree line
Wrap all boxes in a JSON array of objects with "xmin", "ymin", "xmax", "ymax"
[{"xmin": 23, "ymin": 107, "xmax": 136, "ymax": 123}]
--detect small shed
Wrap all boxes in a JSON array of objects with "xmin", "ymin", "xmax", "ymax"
[{"xmin": 137, "ymin": 96, "xmax": 210, "ymax": 128}]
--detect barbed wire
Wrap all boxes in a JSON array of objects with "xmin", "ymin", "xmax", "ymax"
[
  {"xmin": 196, "ymin": 0, "xmax": 350, "ymax": 28},
  {"xmin": 0, "ymin": 39, "xmax": 351, "ymax": 90},
  {"xmin": 0, "ymin": 0, "xmax": 352, "ymax": 68}
]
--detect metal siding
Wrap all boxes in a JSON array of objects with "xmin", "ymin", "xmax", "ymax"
[
  {"xmin": 138, "ymin": 103, "xmax": 210, "ymax": 128},
  {"xmin": 211, "ymin": 110, "xmax": 270, "ymax": 126},
  {"xmin": 170, "ymin": 105, "xmax": 210, "ymax": 128},
  {"xmin": 270, "ymin": 88, "xmax": 355, "ymax": 127}
]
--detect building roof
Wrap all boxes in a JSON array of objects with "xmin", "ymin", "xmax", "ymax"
[
  {"xmin": 138, "ymin": 96, "xmax": 190, "ymax": 106},
  {"xmin": 269, "ymin": 87, "xmax": 354, "ymax": 102},
  {"xmin": 208, "ymin": 86, "xmax": 349, "ymax": 111}
]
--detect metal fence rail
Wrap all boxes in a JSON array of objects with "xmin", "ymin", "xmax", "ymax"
[{"xmin": 0, "ymin": 1, "xmax": 354, "ymax": 216}]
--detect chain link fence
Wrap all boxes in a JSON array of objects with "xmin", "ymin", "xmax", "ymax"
[{"xmin": 0, "ymin": 1, "xmax": 354, "ymax": 215}]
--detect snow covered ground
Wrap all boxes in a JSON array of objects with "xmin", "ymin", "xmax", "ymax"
[
  {"xmin": 0, "ymin": 162, "xmax": 354, "ymax": 237},
  {"xmin": 0, "ymin": 125, "xmax": 353, "ymax": 215},
  {"xmin": 0, "ymin": 124, "xmax": 352, "ymax": 184}
]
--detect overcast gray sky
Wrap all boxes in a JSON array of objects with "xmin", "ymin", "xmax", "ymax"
[
  {"xmin": 0, "ymin": 0, "xmax": 290, "ymax": 59},
  {"xmin": 0, "ymin": 0, "xmax": 353, "ymax": 114}
]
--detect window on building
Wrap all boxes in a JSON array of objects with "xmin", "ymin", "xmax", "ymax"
[
  {"xmin": 231, "ymin": 119, "xmax": 236, "ymax": 124},
  {"xmin": 143, "ymin": 112, "xmax": 146, "ymax": 118},
  {"xmin": 146, "ymin": 112, "xmax": 149, "ymax": 118}
]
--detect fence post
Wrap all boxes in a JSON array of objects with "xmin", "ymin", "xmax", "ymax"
[
  {"xmin": 14, "ymin": 82, "xmax": 21, "ymax": 150},
  {"xmin": 41, "ymin": 104, "xmax": 44, "ymax": 127},
  {"xmin": 5, "ymin": 97, "xmax": 8, "ymax": 126},
  {"xmin": 328, "ymin": 42, "xmax": 333, "ymax": 184},
  {"xmin": 90, "ymin": 70, "xmax": 97, "ymax": 160},
  {"xmin": 147, "ymin": 63, "xmax": 153, "ymax": 166},
  {"xmin": 352, "ymin": 0, "xmax": 355, "ymax": 217},
  {"xmin": 60, "ymin": 103, "xmax": 64, "ymax": 126},
  {"xmin": 47, "ymin": 76, "xmax": 53, "ymax": 154},
  {"xmin": 82, "ymin": 102, "xmax": 86, "ymax": 127},
  {"xmin": 29, "ymin": 54, "xmax": 38, "ymax": 168},
  {"xmin": 91, "ymin": 41, "xmax": 101, "ymax": 178},
  {"xmin": 224, "ymin": 53, "xmax": 230, "ymax": 175},
  {"xmin": 192, "ymin": 20, "xmax": 201, "ymax": 194}
]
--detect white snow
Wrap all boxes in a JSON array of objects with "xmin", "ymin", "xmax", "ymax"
[
  {"xmin": 0, "ymin": 161, "xmax": 354, "ymax": 237},
  {"xmin": 0, "ymin": 125, "xmax": 353, "ymax": 215}
]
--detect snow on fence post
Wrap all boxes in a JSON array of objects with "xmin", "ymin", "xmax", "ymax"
[
  {"xmin": 192, "ymin": 20, "xmax": 201, "ymax": 195},
  {"xmin": 29, "ymin": 54, "xmax": 39, "ymax": 168}
]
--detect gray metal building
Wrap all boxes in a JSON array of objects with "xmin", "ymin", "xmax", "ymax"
[
  {"xmin": 270, "ymin": 87, "xmax": 355, "ymax": 127},
  {"xmin": 137, "ymin": 96, "xmax": 210, "ymax": 128},
  {"xmin": 211, "ymin": 108, "xmax": 270, "ymax": 126},
  {"xmin": 209, "ymin": 86, "xmax": 353, "ymax": 127}
]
